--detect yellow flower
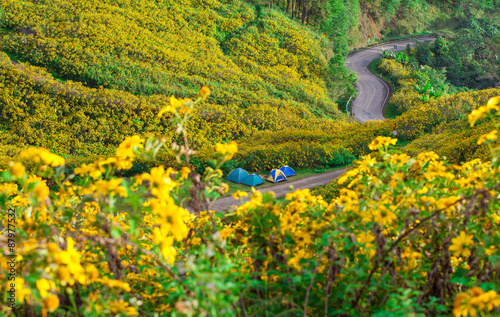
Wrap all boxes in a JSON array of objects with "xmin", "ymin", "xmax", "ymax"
[
  {"xmin": 486, "ymin": 96, "xmax": 500, "ymax": 111},
  {"xmin": 373, "ymin": 206, "xmax": 397, "ymax": 226},
  {"xmin": 52, "ymin": 237, "xmax": 86, "ymax": 285},
  {"xmin": 232, "ymin": 190, "xmax": 248, "ymax": 200},
  {"xmin": 337, "ymin": 168, "xmax": 359, "ymax": 185},
  {"xmin": 197, "ymin": 86, "xmax": 211, "ymax": 100},
  {"xmin": 468, "ymin": 97, "xmax": 499, "ymax": 128},
  {"xmin": 158, "ymin": 96, "xmax": 192, "ymax": 117},
  {"xmin": 38, "ymin": 149, "xmax": 65, "ymax": 167},
  {"xmin": 436, "ymin": 196, "xmax": 461, "ymax": 215},
  {"xmin": 220, "ymin": 227, "xmax": 234, "ymax": 239},
  {"xmin": 21, "ymin": 148, "xmax": 65, "ymax": 167},
  {"xmin": 390, "ymin": 153, "xmax": 410, "ymax": 166},
  {"xmin": 97, "ymin": 157, "xmax": 117, "ymax": 169},
  {"xmin": 9, "ymin": 162, "xmax": 25, "ymax": 178},
  {"xmin": 43, "ymin": 295, "xmax": 60, "ymax": 312},
  {"xmin": 215, "ymin": 141, "xmax": 238, "ymax": 160},
  {"xmin": 35, "ymin": 183, "xmax": 50, "ymax": 200},
  {"xmin": 0, "ymin": 183, "xmax": 18, "ymax": 195},
  {"xmin": 157, "ymin": 105, "xmax": 175, "ymax": 117},
  {"xmin": 116, "ymin": 135, "xmax": 144, "ymax": 159},
  {"xmin": 10, "ymin": 195, "xmax": 29, "ymax": 207},
  {"xmin": 477, "ymin": 130, "xmax": 497, "ymax": 145},
  {"xmin": 449, "ymin": 231, "xmax": 474, "ymax": 258},
  {"xmin": 468, "ymin": 106, "xmax": 488, "ymax": 127},
  {"xmin": 141, "ymin": 166, "xmax": 178, "ymax": 201},
  {"xmin": 87, "ymin": 265, "xmax": 99, "ymax": 282},
  {"xmin": 416, "ymin": 151, "xmax": 439, "ymax": 162},
  {"xmin": 454, "ymin": 287, "xmax": 500, "ymax": 317},
  {"xmin": 180, "ymin": 167, "xmax": 191, "ymax": 180},
  {"xmin": 36, "ymin": 279, "xmax": 51, "ymax": 298},
  {"xmin": 170, "ymin": 96, "xmax": 191, "ymax": 108},
  {"xmin": 15, "ymin": 278, "xmax": 31, "ymax": 303},
  {"xmin": 94, "ymin": 178, "xmax": 128, "ymax": 197},
  {"xmin": 110, "ymin": 299, "xmax": 139, "ymax": 316},
  {"xmin": 57, "ymin": 266, "xmax": 70, "ymax": 282},
  {"xmin": 356, "ymin": 231, "xmax": 375, "ymax": 244},
  {"xmin": 115, "ymin": 158, "xmax": 133, "ymax": 170},
  {"xmin": 368, "ymin": 136, "xmax": 397, "ymax": 151},
  {"xmin": 47, "ymin": 243, "xmax": 59, "ymax": 253},
  {"xmin": 358, "ymin": 154, "xmax": 376, "ymax": 172},
  {"xmin": 481, "ymin": 290, "xmax": 500, "ymax": 311}
]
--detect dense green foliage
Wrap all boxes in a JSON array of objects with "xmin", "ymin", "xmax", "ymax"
[
  {"xmin": 377, "ymin": 54, "xmax": 467, "ymax": 115},
  {"xmin": 415, "ymin": 19, "xmax": 500, "ymax": 89},
  {"xmin": 269, "ymin": 0, "xmax": 499, "ymax": 47},
  {"xmin": 0, "ymin": 0, "xmax": 498, "ymax": 170}
]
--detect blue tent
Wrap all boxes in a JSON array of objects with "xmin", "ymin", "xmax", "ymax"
[
  {"xmin": 280, "ymin": 166, "xmax": 297, "ymax": 177},
  {"xmin": 242, "ymin": 173, "xmax": 264, "ymax": 187},
  {"xmin": 266, "ymin": 169, "xmax": 287, "ymax": 183},
  {"xmin": 226, "ymin": 168, "xmax": 249, "ymax": 184}
]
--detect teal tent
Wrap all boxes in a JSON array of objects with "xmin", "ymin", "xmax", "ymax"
[
  {"xmin": 226, "ymin": 168, "xmax": 249, "ymax": 184},
  {"xmin": 266, "ymin": 169, "xmax": 287, "ymax": 183},
  {"xmin": 280, "ymin": 166, "xmax": 297, "ymax": 177},
  {"xmin": 242, "ymin": 173, "xmax": 264, "ymax": 187}
]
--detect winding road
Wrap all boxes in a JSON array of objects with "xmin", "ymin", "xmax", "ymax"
[
  {"xmin": 210, "ymin": 36, "xmax": 435, "ymax": 211},
  {"xmin": 346, "ymin": 36, "xmax": 435, "ymax": 122}
]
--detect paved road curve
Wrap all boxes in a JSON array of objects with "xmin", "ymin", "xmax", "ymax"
[{"xmin": 346, "ymin": 36, "xmax": 435, "ymax": 122}]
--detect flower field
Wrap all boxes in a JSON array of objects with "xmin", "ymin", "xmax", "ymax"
[
  {"xmin": 0, "ymin": 0, "xmax": 346, "ymax": 118},
  {"xmin": 1, "ymin": 46, "xmax": 499, "ymax": 179},
  {"xmin": 0, "ymin": 52, "xmax": 337, "ymax": 173},
  {"xmin": 1, "ymin": 1, "xmax": 500, "ymax": 315},
  {"xmin": 1, "ymin": 93, "xmax": 500, "ymax": 316}
]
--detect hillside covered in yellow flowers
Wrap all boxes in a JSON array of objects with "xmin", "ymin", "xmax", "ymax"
[
  {"xmin": 1, "ymin": 0, "xmax": 500, "ymax": 316},
  {"xmin": 0, "ymin": 0, "xmax": 499, "ymax": 173},
  {"xmin": 0, "ymin": 0, "xmax": 346, "ymax": 118}
]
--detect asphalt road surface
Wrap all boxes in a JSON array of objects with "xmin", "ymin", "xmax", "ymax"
[
  {"xmin": 210, "ymin": 168, "xmax": 346, "ymax": 211},
  {"xmin": 346, "ymin": 36, "xmax": 436, "ymax": 122}
]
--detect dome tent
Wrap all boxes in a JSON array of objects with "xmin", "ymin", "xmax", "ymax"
[
  {"xmin": 242, "ymin": 173, "xmax": 264, "ymax": 187},
  {"xmin": 226, "ymin": 168, "xmax": 249, "ymax": 184},
  {"xmin": 279, "ymin": 166, "xmax": 296, "ymax": 177},
  {"xmin": 265, "ymin": 169, "xmax": 287, "ymax": 183}
]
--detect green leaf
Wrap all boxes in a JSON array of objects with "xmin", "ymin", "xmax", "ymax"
[
  {"xmin": 110, "ymin": 226, "xmax": 122, "ymax": 239},
  {"xmin": 450, "ymin": 268, "xmax": 469, "ymax": 284}
]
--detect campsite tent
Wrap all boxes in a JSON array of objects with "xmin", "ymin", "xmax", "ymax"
[
  {"xmin": 266, "ymin": 169, "xmax": 287, "ymax": 183},
  {"xmin": 226, "ymin": 168, "xmax": 249, "ymax": 184},
  {"xmin": 242, "ymin": 173, "xmax": 264, "ymax": 187},
  {"xmin": 280, "ymin": 166, "xmax": 297, "ymax": 177}
]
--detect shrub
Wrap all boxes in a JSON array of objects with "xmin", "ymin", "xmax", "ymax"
[
  {"xmin": 2, "ymin": 96, "xmax": 500, "ymax": 316},
  {"xmin": 0, "ymin": 0, "xmax": 345, "ymax": 118}
]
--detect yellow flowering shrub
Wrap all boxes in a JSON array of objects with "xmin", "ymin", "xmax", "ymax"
[
  {"xmin": 378, "ymin": 58, "xmax": 421, "ymax": 114},
  {"xmin": 0, "ymin": 52, "xmax": 339, "ymax": 173},
  {"xmin": 0, "ymin": 0, "xmax": 342, "ymax": 118},
  {"xmin": 1, "ymin": 95, "xmax": 500, "ymax": 316}
]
